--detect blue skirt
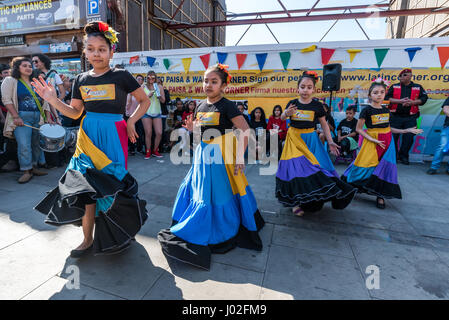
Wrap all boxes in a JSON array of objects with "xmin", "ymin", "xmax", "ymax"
[{"xmin": 158, "ymin": 132, "xmax": 264, "ymax": 270}]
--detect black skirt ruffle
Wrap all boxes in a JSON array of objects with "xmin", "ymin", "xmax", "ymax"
[
  {"xmin": 275, "ymin": 172, "xmax": 357, "ymax": 211},
  {"xmin": 157, "ymin": 210, "xmax": 265, "ymax": 270},
  {"xmin": 35, "ymin": 168, "xmax": 148, "ymax": 255}
]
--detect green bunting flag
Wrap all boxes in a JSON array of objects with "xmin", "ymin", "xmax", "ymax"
[
  {"xmin": 163, "ymin": 58, "xmax": 171, "ymax": 70},
  {"xmin": 374, "ymin": 48, "xmax": 389, "ymax": 68},
  {"xmin": 279, "ymin": 52, "xmax": 291, "ymax": 70}
]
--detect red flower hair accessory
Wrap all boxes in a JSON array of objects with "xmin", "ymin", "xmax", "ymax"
[
  {"xmin": 305, "ymin": 70, "xmax": 319, "ymax": 81},
  {"xmin": 98, "ymin": 21, "xmax": 109, "ymax": 33}
]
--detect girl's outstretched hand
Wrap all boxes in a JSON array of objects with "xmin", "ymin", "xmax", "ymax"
[
  {"xmin": 328, "ymin": 141, "xmax": 340, "ymax": 156},
  {"xmin": 127, "ymin": 120, "xmax": 138, "ymax": 144},
  {"xmin": 373, "ymin": 139, "xmax": 386, "ymax": 149},
  {"xmin": 183, "ymin": 114, "xmax": 194, "ymax": 132},
  {"xmin": 407, "ymin": 127, "xmax": 423, "ymax": 135},
  {"xmin": 31, "ymin": 75, "xmax": 57, "ymax": 103}
]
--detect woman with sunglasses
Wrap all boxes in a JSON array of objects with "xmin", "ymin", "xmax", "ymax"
[{"xmin": 142, "ymin": 70, "xmax": 165, "ymax": 159}]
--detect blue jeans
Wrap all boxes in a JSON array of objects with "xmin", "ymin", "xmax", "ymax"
[
  {"xmin": 13, "ymin": 111, "xmax": 43, "ymax": 171},
  {"xmin": 430, "ymin": 126, "xmax": 449, "ymax": 170}
]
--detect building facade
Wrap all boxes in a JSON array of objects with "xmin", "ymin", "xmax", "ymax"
[
  {"xmin": 387, "ymin": 0, "xmax": 449, "ymax": 38},
  {"xmin": 0, "ymin": 0, "xmax": 226, "ymax": 75}
]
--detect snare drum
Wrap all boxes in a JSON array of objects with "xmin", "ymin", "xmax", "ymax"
[{"xmin": 39, "ymin": 124, "xmax": 66, "ymax": 152}]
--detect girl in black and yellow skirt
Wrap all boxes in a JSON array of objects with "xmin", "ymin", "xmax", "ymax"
[
  {"xmin": 31, "ymin": 22, "xmax": 151, "ymax": 257},
  {"xmin": 158, "ymin": 64, "xmax": 264, "ymax": 270},
  {"xmin": 275, "ymin": 71, "xmax": 357, "ymax": 216},
  {"xmin": 342, "ymin": 79, "xmax": 422, "ymax": 209}
]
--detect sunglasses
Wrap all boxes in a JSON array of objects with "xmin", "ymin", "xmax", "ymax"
[{"xmin": 32, "ymin": 60, "xmax": 39, "ymax": 64}]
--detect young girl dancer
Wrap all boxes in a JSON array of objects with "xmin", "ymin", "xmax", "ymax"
[
  {"xmin": 32, "ymin": 21, "xmax": 150, "ymax": 257},
  {"xmin": 158, "ymin": 64, "xmax": 264, "ymax": 270},
  {"xmin": 276, "ymin": 71, "xmax": 357, "ymax": 216},
  {"xmin": 342, "ymin": 78, "xmax": 422, "ymax": 209}
]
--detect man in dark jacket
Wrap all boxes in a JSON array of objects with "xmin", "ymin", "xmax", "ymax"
[{"xmin": 385, "ymin": 68, "xmax": 428, "ymax": 165}]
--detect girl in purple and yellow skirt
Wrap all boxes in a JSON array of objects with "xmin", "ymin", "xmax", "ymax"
[
  {"xmin": 275, "ymin": 71, "xmax": 357, "ymax": 216},
  {"xmin": 31, "ymin": 21, "xmax": 151, "ymax": 258},
  {"xmin": 342, "ymin": 78, "xmax": 422, "ymax": 209}
]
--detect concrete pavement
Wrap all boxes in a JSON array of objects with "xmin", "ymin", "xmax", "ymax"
[{"xmin": 1, "ymin": 154, "xmax": 449, "ymax": 300}]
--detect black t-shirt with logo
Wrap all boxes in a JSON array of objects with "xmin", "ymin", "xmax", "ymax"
[
  {"xmin": 337, "ymin": 118, "xmax": 358, "ymax": 136},
  {"xmin": 195, "ymin": 97, "xmax": 241, "ymax": 135},
  {"xmin": 443, "ymin": 97, "xmax": 449, "ymax": 128},
  {"xmin": 286, "ymin": 99, "xmax": 326, "ymax": 129},
  {"xmin": 359, "ymin": 105, "xmax": 391, "ymax": 129},
  {"xmin": 72, "ymin": 68, "xmax": 140, "ymax": 115}
]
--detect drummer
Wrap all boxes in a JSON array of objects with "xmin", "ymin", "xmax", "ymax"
[{"xmin": 1, "ymin": 57, "xmax": 52, "ymax": 183}]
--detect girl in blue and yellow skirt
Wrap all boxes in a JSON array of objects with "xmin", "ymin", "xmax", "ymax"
[
  {"xmin": 342, "ymin": 78, "xmax": 422, "ymax": 209},
  {"xmin": 158, "ymin": 64, "xmax": 264, "ymax": 270},
  {"xmin": 31, "ymin": 21, "xmax": 151, "ymax": 258},
  {"xmin": 275, "ymin": 71, "xmax": 357, "ymax": 216}
]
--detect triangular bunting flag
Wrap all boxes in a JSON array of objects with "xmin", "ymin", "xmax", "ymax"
[
  {"xmin": 279, "ymin": 52, "xmax": 291, "ymax": 70},
  {"xmin": 255, "ymin": 53, "xmax": 268, "ymax": 71},
  {"xmin": 236, "ymin": 53, "xmax": 247, "ymax": 70},
  {"xmin": 404, "ymin": 47, "xmax": 422, "ymax": 63},
  {"xmin": 163, "ymin": 58, "xmax": 171, "ymax": 70},
  {"xmin": 346, "ymin": 49, "xmax": 362, "ymax": 63},
  {"xmin": 199, "ymin": 53, "xmax": 211, "ymax": 69},
  {"xmin": 437, "ymin": 47, "xmax": 449, "ymax": 69},
  {"xmin": 321, "ymin": 48, "xmax": 335, "ymax": 65},
  {"xmin": 182, "ymin": 58, "xmax": 192, "ymax": 73},
  {"xmin": 301, "ymin": 45, "xmax": 317, "ymax": 53},
  {"xmin": 217, "ymin": 52, "xmax": 228, "ymax": 64},
  {"xmin": 374, "ymin": 48, "xmax": 389, "ymax": 68},
  {"xmin": 129, "ymin": 55, "xmax": 139, "ymax": 64},
  {"xmin": 146, "ymin": 56, "xmax": 156, "ymax": 67}
]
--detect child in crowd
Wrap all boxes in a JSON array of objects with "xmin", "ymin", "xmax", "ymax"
[
  {"xmin": 336, "ymin": 105, "xmax": 359, "ymax": 158},
  {"xmin": 250, "ymin": 106, "xmax": 268, "ymax": 163},
  {"xmin": 267, "ymin": 105, "xmax": 287, "ymax": 159}
]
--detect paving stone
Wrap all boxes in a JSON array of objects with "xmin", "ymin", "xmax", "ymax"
[
  {"xmin": 261, "ymin": 244, "xmax": 369, "ymax": 300},
  {"xmin": 271, "ymin": 224, "xmax": 354, "ymax": 258},
  {"xmin": 349, "ymin": 237, "xmax": 449, "ymax": 299},
  {"xmin": 143, "ymin": 261, "xmax": 263, "ymax": 300},
  {"xmin": 22, "ymin": 276, "xmax": 124, "ymax": 300}
]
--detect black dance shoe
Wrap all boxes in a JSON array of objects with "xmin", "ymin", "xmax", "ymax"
[
  {"xmin": 376, "ymin": 197, "xmax": 386, "ymax": 209},
  {"xmin": 70, "ymin": 243, "xmax": 93, "ymax": 258}
]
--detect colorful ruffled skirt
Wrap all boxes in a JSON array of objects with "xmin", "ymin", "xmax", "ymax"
[
  {"xmin": 275, "ymin": 127, "xmax": 357, "ymax": 211},
  {"xmin": 158, "ymin": 132, "xmax": 264, "ymax": 270},
  {"xmin": 342, "ymin": 127, "xmax": 402, "ymax": 199},
  {"xmin": 35, "ymin": 112, "xmax": 148, "ymax": 255}
]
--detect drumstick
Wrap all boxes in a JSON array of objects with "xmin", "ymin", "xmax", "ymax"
[{"xmin": 23, "ymin": 124, "xmax": 41, "ymax": 130}]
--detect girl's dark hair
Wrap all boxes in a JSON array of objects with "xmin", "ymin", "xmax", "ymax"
[
  {"xmin": 188, "ymin": 100, "xmax": 197, "ymax": 108},
  {"xmin": 298, "ymin": 70, "xmax": 319, "ymax": 87},
  {"xmin": 272, "ymin": 105, "xmax": 282, "ymax": 117},
  {"xmin": 32, "ymin": 54, "xmax": 51, "ymax": 70},
  {"xmin": 346, "ymin": 105, "xmax": 357, "ymax": 113},
  {"xmin": 83, "ymin": 22, "xmax": 112, "ymax": 49},
  {"xmin": 368, "ymin": 82, "xmax": 387, "ymax": 98},
  {"xmin": 10, "ymin": 57, "xmax": 32, "ymax": 79},
  {"xmin": 205, "ymin": 64, "xmax": 230, "ymax": 85},
  {"xmin": 250, "ymin": 107, "xmax": 267, "ymax": 122}
]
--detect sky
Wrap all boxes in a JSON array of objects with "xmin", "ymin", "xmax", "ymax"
[{"xmin": 225, "ymin": 0, "xmax": 389, "ymax": 46}]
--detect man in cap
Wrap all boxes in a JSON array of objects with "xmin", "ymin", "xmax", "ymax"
[{"xmin": 385, "ymin": 68, "xmax": 428, "ymax": 165}]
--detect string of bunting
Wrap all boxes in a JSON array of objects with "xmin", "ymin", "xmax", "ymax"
[{"xmin": 126, "ymin": 46, "xmax": 448, "ymax": 72}]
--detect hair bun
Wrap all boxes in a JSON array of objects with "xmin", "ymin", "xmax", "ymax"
[{"xmin": 84, "ymin": 22, "xmax": 101, "ymax": 35}]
